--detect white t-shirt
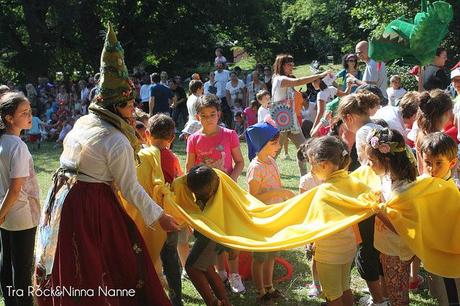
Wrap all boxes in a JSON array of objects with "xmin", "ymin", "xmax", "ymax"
[
  {"xmin": 372, "ymin": 106, "xmax": 406, "ymax": 139},
  {"xmin": 214, "ymin": 70, "xmax": 230, "ymax": 98},
  {"xmin": 0, "ymin": 135, "xmax": 40, "ymax": 230},
  {"xmin": 363, "ymin": 59, "xmax": 388, "ymax": 98},
  {"xmin": 225, "ymin": 80, "xmax": 245, "ymax": 106},
  {"xmin": 140, "ymin": 84, "xmax": 152, "ymax": 103},
  {"xmin": 355, "ymin": 122, "xmax": 383, "ymax": 165},
  {"xmin": 374, "ymin": 176, "xmax": 414, "ymax": 260},
  {"xmin": 257, "ymin": 106, "xmax": 270, "ymax": 123},
  {"xmin": 186, "ymin": 94, "xmax": 200, "ymax": 121},
  {"xmin": 272, "ymin": 75, "xmax": 294, "ymax": 102},
  {"xmin": 317, "ymin": 86, "xmax": 338, "ymax": 103},
  {"xmin": 302, "ymin": 103, "xmax": 317, "ymax": 123},
  {"xmin": 453, "ymin": 96, "xmax": 460, "ymax": 141},
  {"xmin": 386, "ymin": 87, "xmax": 407, "ymax": 106},
  {"xmin": 299, "ymin": 172, "xmax": 322, "ymax": 192}
]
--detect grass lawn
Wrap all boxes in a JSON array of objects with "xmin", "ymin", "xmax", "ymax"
[{"xmin": 14, "ymin": 62, "xmax": 437, "ymax": 305}]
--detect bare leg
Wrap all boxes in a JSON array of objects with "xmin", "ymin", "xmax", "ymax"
[
  {"xmin": 186, "ymin": 266, "xmax": 216, "ymax": 306},
  {"xmin": 216, "ymin": 252, "xmax": 227, "ymax": 279},
  {"xmin": 228, "ymin": 249, "xmax": 239, "ymax": 274},
  {"xmin": 410, "ymin": 257, "xmax": 421, "ymax": 284},
  {"xmin": 367, "ymin": 280, "xmax": 385, "ymax": 303},
  {"xmin": 205, "ymin": 266, "xmax": 232, "ymax": 305},
  {"xmin": 342, "ymin": 289, "xmax": 353, "ymax": 306},
  {"xmin": 252, "ymin": 259, "xmax": 265, "ymax": 295},
  {"xmin": 263, "ymin": 258, "xmax": 275, "ymax": 288}
]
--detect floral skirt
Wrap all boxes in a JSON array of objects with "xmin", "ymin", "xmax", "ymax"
[{"xmin": 34, "ymin": 181, "xmax": 171, "ymax": 306}]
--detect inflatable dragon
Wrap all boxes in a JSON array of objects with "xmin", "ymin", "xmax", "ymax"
[{"xmin": 369, "ymin": 0, "xmax": 453, "ymax": 65}]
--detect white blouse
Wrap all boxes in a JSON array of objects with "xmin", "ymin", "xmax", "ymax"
[{"xmin": 60, "ymin": 114, "xmax": 163, "ymax": 226}]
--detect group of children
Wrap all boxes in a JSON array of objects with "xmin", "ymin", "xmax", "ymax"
[
  {"xmin": 1, "ymin": 61, "xmax": 460, "ymax": 306},
  {"xmin": 129, "ymin": 72, "xmax": 459, "ymax": 306}
]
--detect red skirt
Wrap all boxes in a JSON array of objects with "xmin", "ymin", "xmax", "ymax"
[{"xmin": 35, "ymin": 181, "xmax": 172, "ymax": 306}]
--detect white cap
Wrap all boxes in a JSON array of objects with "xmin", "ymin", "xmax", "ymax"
[{"xmin": 451, "ymin": 68, "xmax": 460, "ymax": 79}]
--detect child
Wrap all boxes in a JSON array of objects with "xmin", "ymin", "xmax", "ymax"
[
  {"xmin": 54, "ymin": 117, "xmax": 73, "ymax": 149},
  {"xmin": 415, "ymin": 90, "xmax": 453, "ymax": 174},
  {"xmin": 243, "ymin": 99, "xmax": 259, "ymax": 127},
  {"xmin": 0, "ymin": 92, "xmax": 40, "ymax": 306},
  {"xmin": 245, "ymin": 122, "xmax": 295, "ymax": 305},
  {"xmin": 185, "ymin": 94, "xmax": 245, "ymax": 293},
  {"xmin": 420, "ymin": 132, "xmax": 460, "ymax": 305},
  {"xmin": 366, "ymin": 128, "xmax": 418, "ymax": 306},
  {"xmin": 147, "ymin": 114, "xmax": 184, "ymax": 306},
  {"xmin": 27, "ymin": 108, "xmax": 46, "ymax": 150},
  {"xmin": 234, "ymin": 112, "xmax": 245, "ymax": 138},
  {"xmin": 386, "ymin": 75, "xmax": 407, "ymax": 106},
  {"xmin": 305, "ymin": 136, "xmax": 358, "ymax": 306},
  {"xmin": 256, "ymin": 90, "xmax": 271, "ymax": 124},
  {"xmin": 183, "ymin": 165, "xmax": 231, "ymax": 306},
  {"xmin": 297, "ymin": 143, "xmax": 323, "ymax": 297}
]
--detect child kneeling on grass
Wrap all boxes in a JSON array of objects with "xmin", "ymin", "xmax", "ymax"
[
  {"xmin": 183, "ymin": 165, "xmax": 232, "ymax": 306},
  {"xmin": 245, "ymin": 122, "xmax": 295, "ymax": 305}
]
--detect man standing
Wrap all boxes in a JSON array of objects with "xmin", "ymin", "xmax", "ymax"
[
  {"xmin": 355, "ymin": 41, "xmax": 388, "ymax": 104},
  {"xmin": 214, "ymin": 61, "xmax": 231, "ymax": 126},
  {"xmin": 149, "ymin": 72, "xmax": 173, "ymax": 116}
]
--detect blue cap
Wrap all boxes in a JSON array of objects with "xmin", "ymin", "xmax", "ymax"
[{"xmin": 245, "ymin": 122, "xmax": 279, "ymax": 161}]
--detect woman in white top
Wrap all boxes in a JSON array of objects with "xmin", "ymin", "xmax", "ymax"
[
  {"xmin": 34, "ymin": 25, "xmax": 177, "ymax": 306},
  {"xmin": 0, "ymin": 92, "xmax": 40, "ymax": 306},
  {"xmin": 271, "ymin": 54, "xmax": 329, "ymax": 175},
  {"xmin": 225, "ymin": 71, "xmax": 247, "ymax": 108}
]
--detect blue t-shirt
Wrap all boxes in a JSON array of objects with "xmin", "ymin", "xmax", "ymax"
[{"xmin": 150, "ymin": 84, "xmax": 173, "ymax": 114}]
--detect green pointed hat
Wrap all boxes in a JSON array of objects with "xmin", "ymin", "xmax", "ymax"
[{"xmin": 95, "ymin": 23, "xmax": 135, "ymax": 107}]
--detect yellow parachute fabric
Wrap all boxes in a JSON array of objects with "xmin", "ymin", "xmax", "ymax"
[
  {"xmin": 164, "ymin": 169, "xmax": 379, "ymax": 251},
  {"xmin": 119, "ymin": 146, "xmax": 167, "ymax": 265},
  {"xmin": 384, "ymin": 176, "xmax": 460, "ymax": 278}
]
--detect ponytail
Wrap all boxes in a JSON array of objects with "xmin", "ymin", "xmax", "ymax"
[
  {"xmin": 338, "ymin": 92, "xmax": 380, "ymax": 118},
  {"xmin": 417, "ymin": 89, "xmax": 453, "ymax": 133}
]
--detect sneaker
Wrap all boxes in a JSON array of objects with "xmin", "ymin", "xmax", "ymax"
[
  {"xmin": 409, "ymin": 274, "xmax": 424, "ymax": 290},
  {"xmin": 307, "ymin": 283, "xmax": 321, "ymax": 297},
  {"xmin": 358, "ymin": 295, "xmax": 390, "ymax": 306},
  {"xmin": 256, "ymin": 293, "xmax": 273, "ymax": 305},
  {"xmin": 228, "ymin": 273, "xmax": 246, "ymax": 294},
  {"xmin": 283, "ymin": 153, "xmax": 292, "ymax": 160}
]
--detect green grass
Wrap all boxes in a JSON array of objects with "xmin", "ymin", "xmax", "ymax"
[{"xmin": 26, "ymin": 138, "xmax": 439, "ymax": 306}]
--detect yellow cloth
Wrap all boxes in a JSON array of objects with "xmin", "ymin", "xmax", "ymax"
[
  {"xmin": 160, "ymin": 167, "xmax": 460, "ymax": 278},
  {"xmin": 165, "ymin": 169, "xmax": 379, "ymax": 251},
  {"xmin": 385, "ymin": 176, "xmax": 460, "ymax": 278},
  {"xmin": 119, "ymin": 146, "xmax": 167, "ymax": 264}
]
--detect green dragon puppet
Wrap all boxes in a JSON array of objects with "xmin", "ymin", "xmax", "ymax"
[{"xmin": 369, "ymin": 0, "xmax": 453, "ymax": 66}]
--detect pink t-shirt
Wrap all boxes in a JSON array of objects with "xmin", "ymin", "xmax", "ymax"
[
  {"xmin": 243, "ymin": 107, "xmax": 258, "ymax": 127},
  {"xmin": 246, "ymin": 156, "xmax": 283, "ymax": 204},
  {"xmin": 187, "ymin": 127, "xmax": 239, "ymax": 175}
]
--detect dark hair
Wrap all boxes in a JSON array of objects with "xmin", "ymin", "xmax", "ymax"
[
  {"xmin": 250, "ymin": 99, "xmax": 259, "ymax": 108},
  {"xmin": 189, "ymin": 80, "xmax": 203, "ymax": 94},
  {"xmin": 234, "ymin": 111, "xmax": 243, "ymax": 118},
  {"xmin": 150, "ymin": 73, "xmax": 160, "ymax": 83},
  {"xmin": 318, "ymin": 80, "xmax": 328, "ymax": 91},
  {"xmin": 420, "ymin": 132, "xmax": 457, "ymax": 161},
  {"xmin": 297, "ymin": 139, "xmax": 313, "ymax": 162},
  {"xmin": 398, "ymin": 92, "xmax": 420, "ymax": 119},
  {"xmin": 0, "ymin": 92, "xmax": 28, "ymax": 137},
  {"xmin": 436, "ymin": 47, "xmax": 446, "ymax": 56},
  {"xmin": 337, "ymin": 92, "xmax": 380, "ymax": 118},
  {"xmin": 417, "ymin": 89, "xmax": 453, "ymax": 133},
  {"xmin": 147, "ymin": 113, "xmax": 175, "ymax": 140},
  {"xmin": 372, "ymin": 118, "xmax": 389, "ymax": 128},
  {"xmin": 306, "ymin": 136, "xmax": 351, "ymax": 170},
  {"xmin": 196, "ymin": 94, "xmax": 221, "ymax": 113},
  {"xmin": 187, "ymin": 165, "xmax": 219, "ymax": 207},
  {"xmin": 342, "ymin": 53, "xmax": 358, "ymax": 70},
  {"xmin": 273, "ymin": 54, "xmax": 294, "ymax": 76},
  {"xmin": 366, "ymin": 128, "xmax": 417, "ymax": 182},
  {"xmin": 355, "ymin": 84, "xmax": 386, "ymax": 105},
  {"xmin": 134, "ymin": 108, "xmax": 149, "ymax": 123}
]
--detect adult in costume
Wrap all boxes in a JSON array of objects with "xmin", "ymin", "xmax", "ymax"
[{"xmin": 34, "ymin": 24, "xmax": 177, "ymax": 306}]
